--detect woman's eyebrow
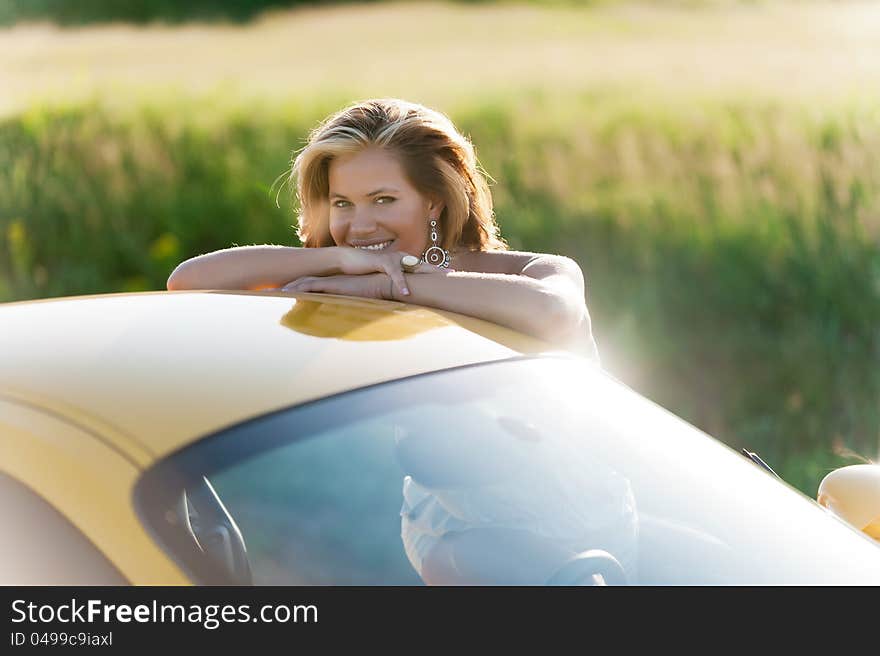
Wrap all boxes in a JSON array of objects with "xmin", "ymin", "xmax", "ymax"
[
  {"xmin": 366, "ymin": 187, "xmax": 400, "ymax": 196},
  {"xmin": 329, "ymin": 187, "xmax": 400, "ymax": 199}
]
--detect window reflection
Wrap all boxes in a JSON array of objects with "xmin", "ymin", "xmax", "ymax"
[{"xmin": 140, "ymin": 357, "xmax": 880, "ymax": 586}]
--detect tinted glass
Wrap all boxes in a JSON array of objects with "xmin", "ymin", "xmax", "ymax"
[{"xmin": 137, "ymin": 357, "xmax": 880, "ymax": 585}]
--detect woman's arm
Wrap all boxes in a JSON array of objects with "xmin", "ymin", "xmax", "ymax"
[
  {"xmin": 284, "ymin": 254, "xmax": 594, "ymax": 349},
  {"xmin": 166, "ymin": 244, "xmax": 414, "ymax": 296},
  {"xmin": 397, "ymin": 270, "xmax": 579, "ymax": 343},
  {"xmin": 399, "ymin": 255, "xmax": 591, "ymax": 346},
  {"xmin": 520, "ymin": 254, "xmax": 599, "ymax": 359},
  {"xmin": 174, "ymin": 246, "xmax": 598, "ymax": 355},
  {"xmin": 166, "ymin": 245, "xmax": 342, "ymax": 291}
]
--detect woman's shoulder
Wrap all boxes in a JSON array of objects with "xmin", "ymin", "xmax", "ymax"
[{"xmin": 451, "ymin": 249, "xmax": 551, "ymax": 275}]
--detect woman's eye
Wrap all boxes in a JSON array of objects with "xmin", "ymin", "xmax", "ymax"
[
  {"xmin": 376, "ymin": 196, "xmax": 395, "ymax": 205},
  {"xmin": 332, "ymin": 199, "xmax": 351, "ymax": 208}
]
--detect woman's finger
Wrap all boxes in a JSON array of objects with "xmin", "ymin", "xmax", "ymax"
[
  {"xmin": 384, "ymin": 263, "xmax": 410, "ymax": 297},
  {"xmin": 283, "ymin": 280, "xmax": 315, "ymax": 293},
  {"xmin": 282, "ymin": 275, "xmax": 316, "ymax": 292}
]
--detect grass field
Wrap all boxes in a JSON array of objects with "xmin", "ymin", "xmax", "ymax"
[
  {"xmin": 2, "ymin": 1, "xmax": 879, "ymax": 493},
  {"xmin": 3, "ymin": 1, "xmax": 880, "ymax": 116}
]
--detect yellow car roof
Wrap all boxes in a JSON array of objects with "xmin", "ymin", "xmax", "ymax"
[{"xmin": 0, "ymin": 290, "xmax": 554, "ymax": 465}]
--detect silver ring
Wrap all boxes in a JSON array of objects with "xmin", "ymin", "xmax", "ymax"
[{"xmin": 400, "ymin": 254, "xmax": 420, "ymax": 273}]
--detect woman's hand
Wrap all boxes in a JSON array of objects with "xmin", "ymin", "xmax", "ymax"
[
  {"xmin": 277, "ymin": 272, "xmax": 398, "ymax": 300},
  {"xmin": 333, "ymin": 247, "xmax": 436, "ymax": 297},
  {"xmin": 275, "ymin": 260, "xmax": 454, "ymax": 301}
]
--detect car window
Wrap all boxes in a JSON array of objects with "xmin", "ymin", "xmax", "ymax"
[
  {"xmin": 136, "ymin": 357, "xmax": 880, "ymax": 585},
  {"xmin": 0, "ymin": 472, "xmax": 127, "ymax": 585}
]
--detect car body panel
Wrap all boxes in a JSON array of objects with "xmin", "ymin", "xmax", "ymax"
[
  {"xmin": 0, "ymin": 290, "xmax": 556, "ymax": 585},
  {"xmin": 4, "ymin": 290, "xmax": 876, "ymax": 585},
  {"xmin": 0, "ymin": 290, "xmax": 554, "ymax": 461},
  {"xmin": 0, "ymin": 398, "xmax": 189, "ymax": 584}
]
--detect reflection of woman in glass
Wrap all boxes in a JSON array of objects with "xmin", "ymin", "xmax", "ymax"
[
  {"xmin": 167, "ymin": 98, "xmax": 598, "ymax": 358},
  {"xmin": 395, "ymin": 412, "xmax": 639, "ymax": 584}
]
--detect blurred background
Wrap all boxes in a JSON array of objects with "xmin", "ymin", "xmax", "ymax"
[{"xmin": 1, "ymin": 0, "xmax": 879, "ymax": 493}]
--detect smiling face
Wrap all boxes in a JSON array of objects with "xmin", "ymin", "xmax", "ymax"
[{"xmin": 327, "ymin": 147, "xmax": 443, "ymax": 255}]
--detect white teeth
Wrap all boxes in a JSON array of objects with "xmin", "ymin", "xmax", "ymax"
[{"xmin": 354, "ymin": 240, "xmax": 393, "ymax": 251}]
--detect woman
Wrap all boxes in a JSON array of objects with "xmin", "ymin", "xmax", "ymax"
[{"xmin": 166, "ymin": 98, "xmax": 598, "ymax": 358}]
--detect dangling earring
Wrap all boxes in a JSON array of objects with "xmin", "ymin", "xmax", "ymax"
[{"xmin": 421, "ymin": 217, "xmax": 451, "ymax": 268}]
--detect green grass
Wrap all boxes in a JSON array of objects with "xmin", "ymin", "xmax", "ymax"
[
  {"xmin": 0, "ymin": 0, "xmax": 376, "ymax": 26},
  {"xmin": 0, "ymin": 1, "xmax": 778, "ymax": 26},
  {"xmin": 2, "ymin": 91, "xmax": 879, "ymax": 494}
]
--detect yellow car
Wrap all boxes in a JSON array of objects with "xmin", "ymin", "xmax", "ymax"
[{"xmin": 2, "ymin": 290, "xmax": 879, "ymax": 585}]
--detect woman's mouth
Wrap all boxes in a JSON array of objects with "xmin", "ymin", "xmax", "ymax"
[{"xmin": 352, "ymin": 240, "xmax": 395, "ymax": 251}]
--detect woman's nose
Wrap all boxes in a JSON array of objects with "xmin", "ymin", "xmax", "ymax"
[{"xmin": 348, "ymin": 209, "xmax": 378, "ymax": 235}]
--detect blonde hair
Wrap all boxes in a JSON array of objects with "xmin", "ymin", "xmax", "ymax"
[{"xmin": 287, "ymin": 98, "xmax": 507, "ymax": 252}]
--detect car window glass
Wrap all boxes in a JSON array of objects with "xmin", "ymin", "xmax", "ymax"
[
  {"xmin": 210, "ymin": 419, "xmax": 422, "ymax": 584},
  {"xmin": 137, "ymin": 357, "xmax": 880, "ymax": 585}
]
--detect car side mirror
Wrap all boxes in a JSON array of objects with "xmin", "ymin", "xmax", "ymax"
[{"xmin": 817, "ymin": 464, "xmax": 880, "ymax": 540}]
